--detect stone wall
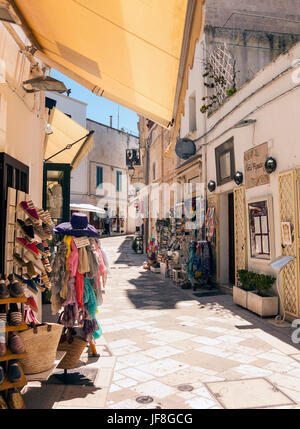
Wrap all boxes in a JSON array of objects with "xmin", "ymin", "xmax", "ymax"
[{"xmin": 205, "ymin": 0, "xmax": 300, "ymax": 34}]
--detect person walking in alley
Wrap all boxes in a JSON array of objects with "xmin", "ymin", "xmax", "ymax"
[{"xmin": 104, "ymin": 208, "xmax": 111, "ymax": 236}]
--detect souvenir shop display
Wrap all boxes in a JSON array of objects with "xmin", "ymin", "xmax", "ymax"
[
  {"xmin": 153, "ymin": 203, "xmax": 214, "ymax": 290},
  {"xmin": 146, "ymin": 237, "xmax": 157, "ymax": 266},
  {"xmin": 0, "ymin": 279, "xmax": 28, "ymax": 409},
  {"xmin": 0, "ymin": 195, "xmax": 57, "ymax": 408},
  {"xmin": 50, "ymin": 212, "xmax": 110, "ymax": 370}
]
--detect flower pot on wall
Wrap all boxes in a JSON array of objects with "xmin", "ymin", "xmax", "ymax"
[
  {"xmin": 247, "ymin": 291, "xmax": 278, "ymax": 317},
  {"xmin": 233, "ymin": 286, "xmax": 248, "ymax": 308}
]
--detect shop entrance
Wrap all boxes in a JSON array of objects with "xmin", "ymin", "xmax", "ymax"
[
  {"xmin": 228, "ymin": 192, "xmax": 235, "ymax": 284},
  {"xmin": 43, "ymin": 162, "xmax": 71, "ymax": 225}
]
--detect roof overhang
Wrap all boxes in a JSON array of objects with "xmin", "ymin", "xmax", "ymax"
[{"xmin": 9, "ymin": 0, "xmax": 205, "ymax": 130}]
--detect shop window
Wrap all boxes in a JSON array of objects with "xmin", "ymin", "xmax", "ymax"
[
  {"xmin": 43, "ymin": 163, "xmax": 71, "ymax": 224},
  {"xmin": 96, "ymin": 166, "xmax": 103, "ymax": 189},
  {"xmin": 248, "ymin": 200, "xmax": 270, "ymax": 260},
  {"xmin": 215, "ymin": 137, "xmax": 235, "ymax": 186},
  {"xmin": 189, "ymin": 93, "xmax": 196, "ymax": 133},
  {"xmin": 116, "ymin": 170, "xmax": 122, "ymax": 192}
]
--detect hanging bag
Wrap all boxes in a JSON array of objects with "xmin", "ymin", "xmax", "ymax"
[
  {"xmin": 18, "ymin": 322, "xmax": 63, "ymax": 374},
  {"xmin": 56, "ymin": 311, "xmax": 88, "ymax": 369}
]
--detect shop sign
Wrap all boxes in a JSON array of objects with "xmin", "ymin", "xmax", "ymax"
[{"xmin": 244, "ymin": 143, "xmax": 269, "ymax": 189}]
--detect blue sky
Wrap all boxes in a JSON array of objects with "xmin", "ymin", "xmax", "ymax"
[{"xmin": 51, "ymin": 69, "xmax": 139, "ymax": 136}]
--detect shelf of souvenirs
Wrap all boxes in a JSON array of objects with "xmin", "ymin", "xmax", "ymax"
[
  {"xmin": 0, "ymin": 297, "xmax": 27, "ymax": 305},
  {"xmin": 0, "ymin": 348, "xmax": 27, "ymax": 363},
  {"xmin": 0, "ymin": 362, "xmax": 26, "ymax": 391}
]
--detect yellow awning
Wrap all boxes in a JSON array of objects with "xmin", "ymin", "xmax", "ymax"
[
  {"xmin": 12, "ymin": 0, "xmax": 205, "ymax": 129},
  {"xmin": 44, "ymin": 107, "xmax": 94, "ymax": 168}
]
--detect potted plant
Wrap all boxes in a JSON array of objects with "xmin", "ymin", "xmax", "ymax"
[
  {"xmin": 233, "ymin": 269, "xmax": 256, "ymax": 308},
  {"xmin": 247, "ymin": 273, "xmax": 278, "ymax": 317},
  {"xmin": 150, "ymin": 262, "xmax": 161, "ymax": 273}
]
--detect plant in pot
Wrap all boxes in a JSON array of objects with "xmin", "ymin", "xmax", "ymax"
[
  {"xmin": 233, "ymin": 269, "xmax": 255, "ymax": 308},
  {"xmin": 255, "ymin": 273, "xmax": 276, "ymax": 297},
  {"xmin": 150, "ymin": 261, "xmax": 161, "ymax": 273},
  {"xmin": 247, "ymin": 273, "xmax": 278, "ymax": 317}
]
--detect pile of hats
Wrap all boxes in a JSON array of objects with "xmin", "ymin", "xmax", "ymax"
[{"xmin": 53, "ymin": 212, "xmax": 100, "ymax": 238}]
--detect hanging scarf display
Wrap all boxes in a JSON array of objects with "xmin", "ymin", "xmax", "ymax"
[
  {"xmin": 187, "ymin": 241, "xmax": 196, "ymax": 282},
  {"xmin": 50, "ymin": 213, "xmax": 108, "ymax": 342}
]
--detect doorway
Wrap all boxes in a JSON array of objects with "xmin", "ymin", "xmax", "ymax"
[{"xmin": 228, "ymin": 192, "xmax": 235, "ymax": 284}]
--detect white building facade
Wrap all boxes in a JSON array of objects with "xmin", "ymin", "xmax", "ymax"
[
  {"xmin": 179, "ymin": 31, "xmax": 300, "ymax": 321},
  {"xmin": 72, "ymin": 119, "xmax": 139, "ymax": 234}
]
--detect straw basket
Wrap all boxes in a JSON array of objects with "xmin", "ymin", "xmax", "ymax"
[
  {"xmin": 57, "ymin": 329, "xmax": 88, "ymax": 370},
  {"xmin": 18, "ymin": 323, "xmax": 63, "ymax": 375}
]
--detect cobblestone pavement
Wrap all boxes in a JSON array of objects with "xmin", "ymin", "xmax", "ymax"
[
  {"xmin": 23, "ymin": 235, "xmax": 300, "ymax": 409},
  {"xmin": 99, "ymin": 236, "xmax": 300, "ymax": 410}
]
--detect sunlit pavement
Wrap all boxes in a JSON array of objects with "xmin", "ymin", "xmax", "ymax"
[
  {"xmin": 23, "ymin": 235, "xmax": 300, "ymax": 409},
  {"xmin": 97, "ymin": 236, "xmax": 300, "ymax": 409}
]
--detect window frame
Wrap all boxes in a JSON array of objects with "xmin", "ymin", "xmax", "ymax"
[
  {"xmin": 215, "ymin": 137, "xmax": 235, "ymax": 186},
  {"xmin": 116, "ymin": 170, "xmax": 122, "ymax": 192},
  {"xmin": 96, "ymin": 165, "xmax": 103, "ymax": 189},
  {"xmin": 247, "ymin": 195, "xmax": 274, "ymax": 263}
]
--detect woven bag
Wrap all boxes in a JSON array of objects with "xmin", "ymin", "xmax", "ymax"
[
  {"xmin": 56, "ymin": 312, "xmax": 88, "ymax": 370},
  {"xmin": 18, "ymin": 323, "xmax": 63, "ymax": 375}
]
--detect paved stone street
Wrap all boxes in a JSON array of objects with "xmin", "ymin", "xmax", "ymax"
[{"xmin": 24, "ymin": 235, "xmax": 300, "ymax": 409}]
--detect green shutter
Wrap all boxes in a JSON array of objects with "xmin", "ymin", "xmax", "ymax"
[
  {"xmin": 117, "ymin": 171, "xmax": 122, "ymax": 192},
  {"xmin": 96, "ymin": 166, "xmax": 103, "ymax": 188}
]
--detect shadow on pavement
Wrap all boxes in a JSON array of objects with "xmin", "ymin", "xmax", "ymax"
[{"xmin": 110, "ymin": 236, "xmax": 300, "ymax": 351}]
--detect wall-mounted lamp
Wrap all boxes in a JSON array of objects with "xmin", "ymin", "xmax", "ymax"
[
  {"xmin": 265, "ymin": 157, "xmax": 277, "ymax": 174},
  {"xmin": 23, "ymin": 76, "xmax": 71, "ymax": 95},
  {"xmin": 208, "ymin": 180, "xmax": 216, "ymax": 192},
  {"xmin": 234, "ymin": 171, "xmax": 243, "ymax": 185}
]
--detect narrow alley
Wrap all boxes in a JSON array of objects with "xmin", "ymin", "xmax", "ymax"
[
  {"xmin": 22, "ymin": 235, "xmax": 300, "ymax": 410},
  {"xmin": 85, "ymin": 236, "xmax": 300, "ymax": 409}
]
